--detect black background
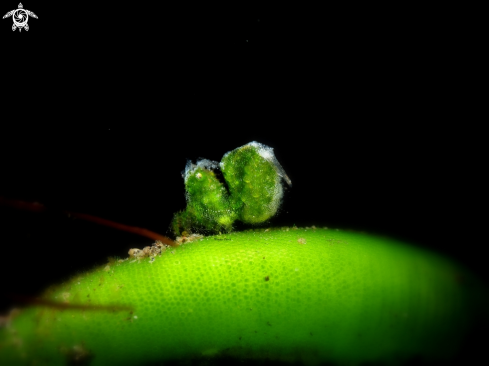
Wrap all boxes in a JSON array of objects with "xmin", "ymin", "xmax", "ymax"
[{"xmin": 0, "ymin": 2, "xmax": 485, "ymax": 362}]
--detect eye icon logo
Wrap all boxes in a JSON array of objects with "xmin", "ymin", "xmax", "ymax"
[{"xmin": 3, "ymin": 3, "xmax": 37, "ymax": 32}]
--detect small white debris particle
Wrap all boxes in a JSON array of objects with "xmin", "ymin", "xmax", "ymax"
[
  {"xmin": 104, "ymin": 265, "xmax": 110, "ymax": 272},
  {"xmin": 134, "ymin": 315, "xmax": 138, "ymax": 319},
  {"xmin": 128, "ymin": 248, "xmax": 143, "ymax": 258}
]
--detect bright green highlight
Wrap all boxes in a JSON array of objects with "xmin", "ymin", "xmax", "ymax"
[
  {"xmin": 172, "ymin": 142, "xmax": 291, "ymax": 235},
  {"xmin": 1, "ymin": 228, "xmax": 485, "ymax": 365}
]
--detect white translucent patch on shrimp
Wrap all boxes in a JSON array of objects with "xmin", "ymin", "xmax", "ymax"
[{"xmin": 247, "ymin": 141, "xmax": 292, "ymax": 187}]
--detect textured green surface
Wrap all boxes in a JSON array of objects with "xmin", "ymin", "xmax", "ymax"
[
  {"xmin": 220, "ymin": 142, "xmax": 287, "ymax": 224},
  {"xmin": 172, "ymin": 160, "xmax": 236, "ymax": 235},
  {"xmin": 0, "ymin": 228, "xmax": 486, "ymax": 365}
]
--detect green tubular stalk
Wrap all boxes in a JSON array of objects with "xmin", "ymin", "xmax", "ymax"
[{"xmin": 0, "ymin": 227, "xmax": 486, "ymax": 365}]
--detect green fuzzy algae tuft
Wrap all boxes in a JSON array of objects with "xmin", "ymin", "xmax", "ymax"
[{"xmin": 1, "ymin": 228, "xmax": 486, "ymax": 366}]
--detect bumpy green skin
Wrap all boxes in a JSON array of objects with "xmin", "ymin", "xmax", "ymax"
[
  {"xmin": 172, "ymin": 142, "xmax": 288, "ymax": 236},
  {"xmin": 174, "ymin": 165, "xmax": 236, "ymax": 235},
  {"xmin": 221, "ymin": 143, "xmax": 283, "ymax": 224},
  {"xmin": 1, "ymin": 228, "xmax": 486, "ymax": 366}
]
